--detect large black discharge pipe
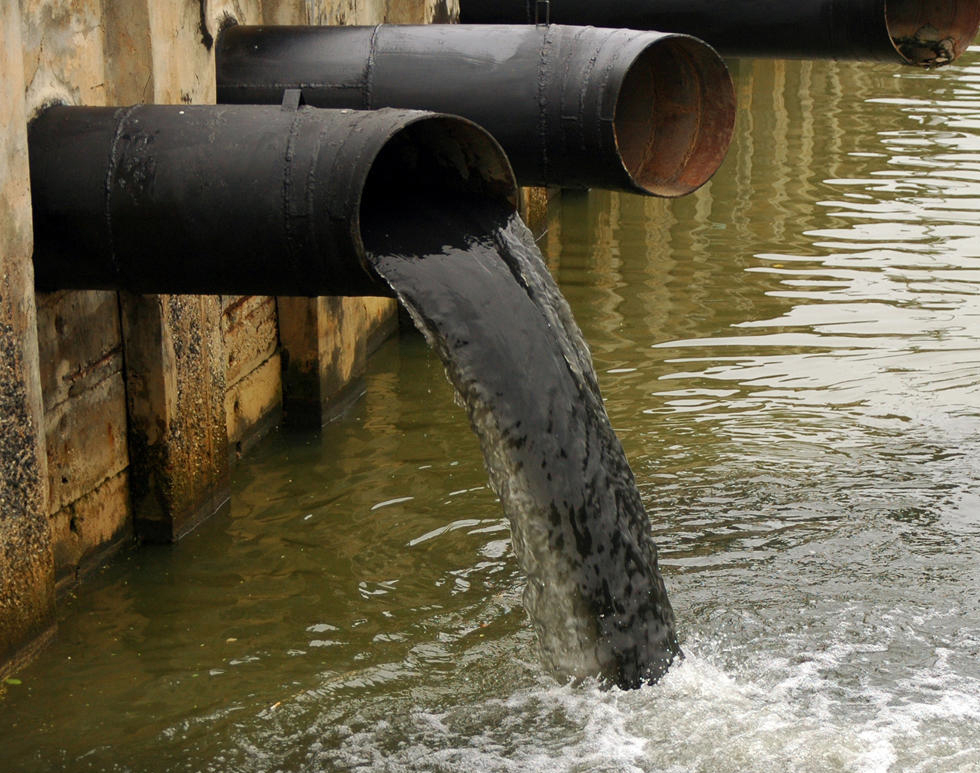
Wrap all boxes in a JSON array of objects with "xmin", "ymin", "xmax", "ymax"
[
  {"xmin": 28, "ymin": 104, "xmax": 515, "ymax": 295},
  {"xmin": 459, "ymin": 0, "xmax": 980, "ymax": 67},
  {"xmin": 215, "ymin": 24, "xmax": 736, "ymax": 197}
]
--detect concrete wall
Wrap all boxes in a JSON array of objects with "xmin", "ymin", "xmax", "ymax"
[
  {"xmin": 0, "ymin": 0, "xmax": 55, "ymax": 674},
  {"xmin": 0, "ymin": 0, "xmax": 459, "ymax": 676}
]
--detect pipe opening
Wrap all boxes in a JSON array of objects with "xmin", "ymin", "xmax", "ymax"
[
  {"xmin": 614, "ymin": 35, "xmax": 736, "ymax": 198},
  {"xmin": 359, "ymin": 115, "xmax": 518, "ymax": 253},
  {"xmin": 886, "ymin": 0, "xmax": 980, "ymax": 67}
]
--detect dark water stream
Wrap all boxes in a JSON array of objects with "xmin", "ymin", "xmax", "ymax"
[
  {"xmin": 364, "ymin": 198, "xmax": 678, "ymax": 687},
  {"xmin": 3, "ymin": 50, "xmax": 980, "ymax": 772}
]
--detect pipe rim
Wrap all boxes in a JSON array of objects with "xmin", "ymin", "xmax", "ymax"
[
  {"xmin": 355, "ymin": 111, "xmax": 519, "ymax": 260},
  {"xmin": 613, "ymin": 34, "xmax": 736, "ymax": 198},
  {"xmin": 885, "ymin": 0, "xmax": 980, "ymax": 67}
]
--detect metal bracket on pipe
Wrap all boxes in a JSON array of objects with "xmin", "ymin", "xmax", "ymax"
[
  {"xmin": 534, "ymin": 0, "xmax": 550, "ymax": 26},
  {"xmin": 281, "ymin": 88, "xmax": 304, "ymax": 112}
]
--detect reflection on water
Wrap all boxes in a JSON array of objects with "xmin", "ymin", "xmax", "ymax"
[{"xmin": 4, "ymin": 51, "xmax": 980, "ymax": 771}]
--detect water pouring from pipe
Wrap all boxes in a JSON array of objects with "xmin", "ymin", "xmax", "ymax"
[{"xmin": 29, "ymin": 103, "xmax": 681, "ymax": 687}]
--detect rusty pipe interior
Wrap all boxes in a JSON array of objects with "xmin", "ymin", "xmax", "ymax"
[
  {"xmin": 886, "ymin": 0, "xmax": 980, "ymax": 66},
  {"xmin": 616, "ymin": 34, "xmax": 736, "ymax": 197}
]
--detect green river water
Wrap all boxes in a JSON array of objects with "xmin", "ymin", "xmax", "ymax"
[{"xmin": 3, "ymin": 50, "xmax": 980, "ymax": 772}]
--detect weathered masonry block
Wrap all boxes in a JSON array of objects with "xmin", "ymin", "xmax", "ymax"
[
  {"xmin": 223, "ymin": 295, "xmax": 283, "ymax": 458},
  {"xmin": 0, "ymin": 0, "xmax": 460, "ymax": 675},
  {"xmin": 120, "ymin": 294, "xmax": 229, "ymax": 543},
  {"xmin": 36, "ymin": 290, "xmax": 129, "ymax": 587},
  {"xmin": 280, "ymin": 297, "xmax": 399, "ymax": 425}
]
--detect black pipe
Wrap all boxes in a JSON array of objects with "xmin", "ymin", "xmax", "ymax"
[
  {"xmin": 458, "ymin": 0, "xmax": 980, "ymax": 66},
  {"xmin": 28, "ymin": 104, "xmax": 516, "ymax": 296},
  {"xmin": 215, "ymin": 24, "xmax": 736, "ymax": 197}
]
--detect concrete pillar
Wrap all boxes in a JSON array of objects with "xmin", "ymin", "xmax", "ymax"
[
  {"xmin": 223, "ymin": 295, "xmax": 282, "ymax": 459},
  {"xmin": 102, "ymin": 0, "xmax": 154, "ymax": 104},
  {"xmin": 260, "ymin": 0, "xmax": 312, "ymax": 24},
  {"xmin": 120, "ymin": 295, "xmax": 229, "ymax": 542},
  {"xmin": 0, "ymin": 0, "xmax": 56, "ymax": 673},
  {"xmin": 279, "ymin": 296, "xmax": 398, "ymax": 425}
]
